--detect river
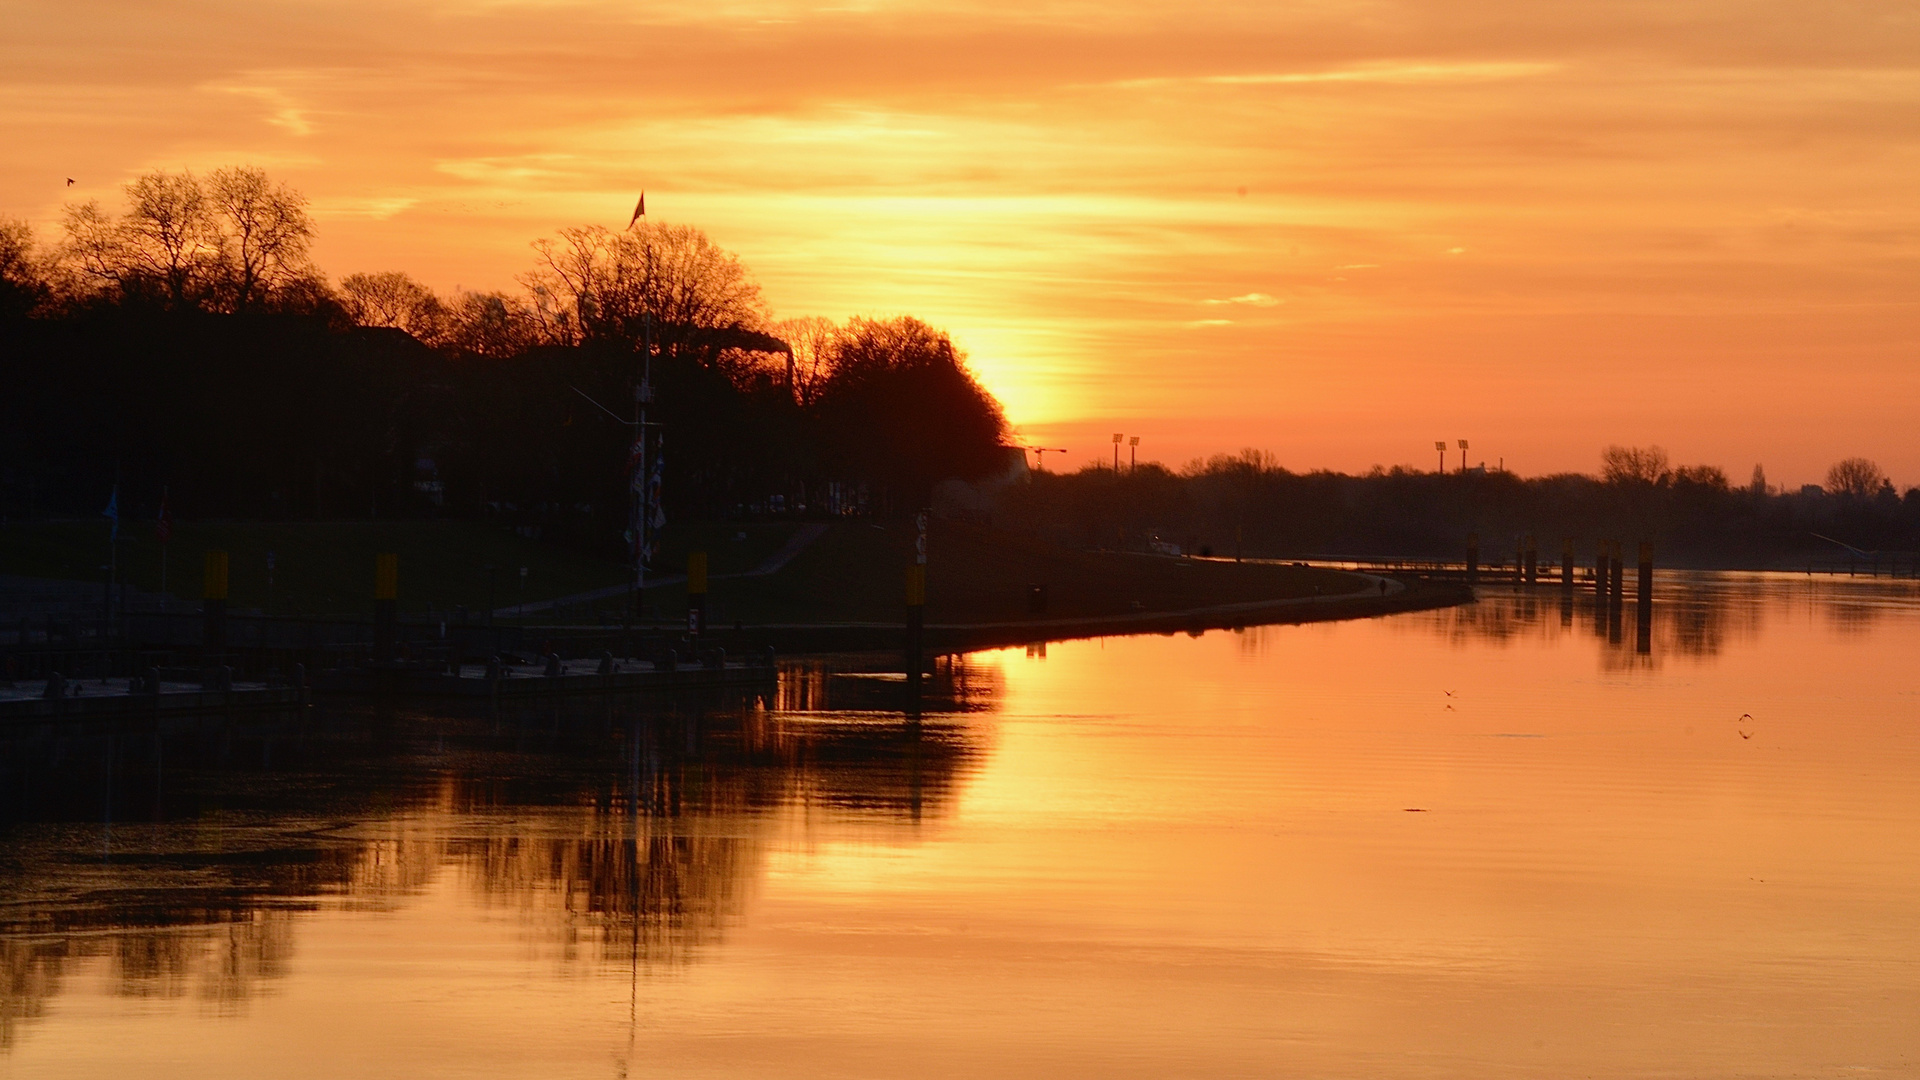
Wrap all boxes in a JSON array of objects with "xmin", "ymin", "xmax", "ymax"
[{"xmin": 3, "ymin": 571, "xmax": 1918, "ymax": 1078}]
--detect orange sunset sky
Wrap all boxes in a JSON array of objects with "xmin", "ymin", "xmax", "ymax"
[{"xmin": 5, "ymin": 0, "xmax": 1917, "ymax": 484}]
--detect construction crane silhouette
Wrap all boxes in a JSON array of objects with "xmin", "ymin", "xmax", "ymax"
[{"xmin": 1025, "ymin": 446, "xmax": 1067, "ymax": 471}]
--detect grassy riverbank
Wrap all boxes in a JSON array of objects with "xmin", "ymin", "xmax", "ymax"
[{"xmin": 0, "ymin": 517, "xmax": 1383, "ymax": 628}]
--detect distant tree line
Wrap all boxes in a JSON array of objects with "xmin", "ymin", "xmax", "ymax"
[
  {"xmin": 995, "ymin": 447, "xmax": 1920, "ymax": 568},
  {"xmin": 0, "ymin": 169, "xmax": 1008, "ymax": 554}
]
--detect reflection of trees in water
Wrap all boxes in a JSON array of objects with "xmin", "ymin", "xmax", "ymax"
[
  {"xmin": 0, "ymin": 910, "xmax": 301, "ymax": 1047},
  {"xmin": 0, "ymin": 662, "xmax": 999, "ymax": 1046}
]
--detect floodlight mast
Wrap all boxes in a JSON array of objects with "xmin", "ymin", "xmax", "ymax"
[
  {"xmin": 1112, "ymin": 433, "xmax": 1124, "ymax": 472},
  {"xmin": 1435, "ymin": 440, "xmax": 1447, "ymax": 474},
  {"xmin": 1128, "ymin": 435, "xmax": 1140, "ymax": 472},
  {"xmin": 1458, "ymin": 439, "xmax": 1469, "ymax": 472}
]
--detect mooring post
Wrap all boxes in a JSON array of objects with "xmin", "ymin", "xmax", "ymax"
[
  {"xmin": 1560, "ymin": 538, "xmax": 1574, "ymax": 592},
  {"xmin": 203, "ymin": 550, "xmax": 229, "ymax": 654},
  {"xmin": 1525, "ymin": 534, "xmax": 1538, "ymax": 584},
  {"xmin": 686, "ymin": 551, "xmax": 707, "ymax": 637},
  {"xmin": 374, "ymin": 552, "xmax": 397, "ymax": 662},
  {"xmin": 906, "ymin": 511, "xmax": 928, "ymax": 708},
  {"xmin": 1466, "ymin": 532, "xmax": 1479, "ymax": 585},
  {"xmin": 1636, "ymin": 540, "xmax": 1654, "ymax": 653},
  {"xmin": 1610, "ymin": 540, "xmax": 1625, "ymax": 605},
  {"xmin": 1593, "ymin": 541, "xmax": 1607, "ymax": 600}
]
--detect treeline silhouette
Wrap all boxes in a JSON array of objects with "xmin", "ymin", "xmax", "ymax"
[
  {"xmin": 0, "ymin": 170, "xmax": 1007, "ymax": 551},
  {"xmin": 997, "ymin": 449, "xmax": 1920, "ymax": 568}
]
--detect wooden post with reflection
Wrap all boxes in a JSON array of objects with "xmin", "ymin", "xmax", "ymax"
[
  {"xmin": 1525, "ymin": 534, "xmax": 1538, "ymax": 584},
  {"xmin": 1466, "ymin": 533, "xmax": 1479, "ymax": 585},
  {"xmin": 1607, "ymin": 540, "xmax": 1625, "ymax": 644},
  {"xmin": 1636, "ymin": 541, "xmax": 1654, "ymax": 654},
  {"xmin": 1610, "ymin": 541, "xmax": 1625, "ymax": 607},
  {"xmin": 1560, "ymin": 538, "xmax": 1575, "ymax": 593}
]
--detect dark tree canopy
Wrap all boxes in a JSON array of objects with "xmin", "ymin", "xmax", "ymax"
[{"xmin": 1, "ymin": 174, "xmax": 1015, "ymax": 554}]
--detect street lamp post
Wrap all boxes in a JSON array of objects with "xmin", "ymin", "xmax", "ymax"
[
  {"xmin": 1112, "ymin": 433, "xmax": 1123, "ymax": 472},
  {"xmin": 1435, "ymin": 441, "xmax": 1447, "ymax": 475},
  {"xmin": 1128, "ymin": 436, "xmax": 1139, "ymax": 472},
  {"xmin": 1458, "ymin": 439, "xmax": 1470, "ymax": 473}
]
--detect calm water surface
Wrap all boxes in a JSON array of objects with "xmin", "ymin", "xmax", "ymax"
[{"xmin": 5, "ymin": 572, "xmax": 1920, "ymax": 1078}]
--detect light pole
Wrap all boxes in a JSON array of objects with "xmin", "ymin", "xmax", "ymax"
[
  {"xmin": 1458, "ymin": 439, "xmax": 1469, "ymax": 473},
  {"xmin": 1112, "ymin": 433, "xmax": 1123, "ymax": 472},
  {"xmin": 1128, "ymin": 436, "xmax": 1139, "ymax": 472},
  {"xmin": 1435, "ymin": 441, "xmax": 1447, "ymax": 475}
]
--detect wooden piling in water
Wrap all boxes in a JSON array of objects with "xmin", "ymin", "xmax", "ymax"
[
  {"xmin": 1609, "ymin": 540, "xmax": 1625, "ymax": 605},
  {"xmin": 1635, "ymin": 540, "xmax": 1653, "ymax": 653},
  {"xmin": 1561, "ymin": 538, "xmax": 1574, "ymax": 592},
  {"xmin": 1466, "ymin": 533, "xmax": 1479, "ymax": 585},
  {"xmin": 1525, "ymin": 534, "xmax": 1538, "ymax": 584}
]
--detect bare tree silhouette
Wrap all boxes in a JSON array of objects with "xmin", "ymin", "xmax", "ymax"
[{"xmin": 1825, "ymin": 457, "xmax": 1888, "ymax": 500}]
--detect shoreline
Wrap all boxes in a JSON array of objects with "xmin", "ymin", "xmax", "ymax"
[{"xmin": 742, "ymin": 576, "xmax": 1473, "ymax": 656}]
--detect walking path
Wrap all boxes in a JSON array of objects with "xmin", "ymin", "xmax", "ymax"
[{"xmin": 493, "ymin": 524, "xmax": 831, "ymax": 619}]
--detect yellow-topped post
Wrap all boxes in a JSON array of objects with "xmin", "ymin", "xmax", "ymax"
[
  {"xmin": 686, "ymin": 551, "xmax": 707, "ymax": 636},
  {"xmin": 203, "ymin": 550, "xmax": 229, "ymax": 650},
  {"xmin": 374, "ymin": 553, "xmax": 398, "ymax": 661}
]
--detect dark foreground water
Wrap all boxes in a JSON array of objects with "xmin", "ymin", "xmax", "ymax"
[{"xmin": 4, "ymin": 572, "xmax": 1919, "ymax": 1078}]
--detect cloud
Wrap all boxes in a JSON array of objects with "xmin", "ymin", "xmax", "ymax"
[
  {"xmin": 1201, "ymin": 293, "xmax": 1280, "ymax": 307},
  {"xmin": 1110, "ymin": 62, "xmax": 1561, "ymax": 91},
  {"xmin": 214, "ymin": 83, "xmax": 314, "ymax": 136}
]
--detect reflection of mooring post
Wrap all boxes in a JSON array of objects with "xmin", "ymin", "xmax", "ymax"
[
  {"xmin": 906, "ymin": 511, "xmax": 928, "ymax": 708},
  {"xmin": 1465, "ymin": 533, "xmax": 1479, "ymax": 585},
  {"xmin": 1560, "ymin": 538, "xmax": 1574, "ymax": 593},
  {"xmin": 1592, "ymin": 541, "xmax": 1608, "ymax": 600},
  {"xmin": 203, "ymin": 550, "xmax": 228, "ymax": 654},
  {"xmin": 686, "ymin": 551, "xmax": 707, "ymax": 637},
  {"xmin": 1636, "ymin": 541, "xmax": 1654, "ymax": 653},
  {"xmin": 374, "ymin": 553, "xmax": 398, "ymax": 662}
]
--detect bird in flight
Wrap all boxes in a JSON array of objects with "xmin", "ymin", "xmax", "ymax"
[
  {"xmin": 66, "ymin": 178, "xmax": 75, "ymax": 186},
  {"xmin": 627, "ymin": 191, "xmax": 645, "ymax": 229}
]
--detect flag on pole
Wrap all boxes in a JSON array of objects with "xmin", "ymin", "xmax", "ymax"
[
  {"xmin": 627, "ymin": 192, "xmax": 645, "ymax": 229},
  {"xmin": 155, "ymin": 489, "xmax": 172, "ymax": 543},
  {"xmin": 102, "ymin": 486, "xmax": 119, "ymax": 540}
]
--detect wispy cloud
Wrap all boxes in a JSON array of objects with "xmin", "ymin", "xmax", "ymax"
[
  {"xmin": 1201, "ymin": 293, "xmax": 1280, "ymax": 307},
  {"xmin": 214, "ymin": 84, "xmax": 314, "ymax": 136},
  {"xmin": 1110, "ymin": 61, "xmax": 1560, "ymax": 91}
]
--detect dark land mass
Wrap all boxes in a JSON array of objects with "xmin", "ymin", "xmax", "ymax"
[{"xmin": 0, "ymin": 518, "xmax": 1464, "ymax": 658}]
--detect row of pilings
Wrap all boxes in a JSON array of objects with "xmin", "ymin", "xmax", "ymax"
[{"xmin": 1466, "ymin": 533, "xmax": 1655, "ymax": 650}]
